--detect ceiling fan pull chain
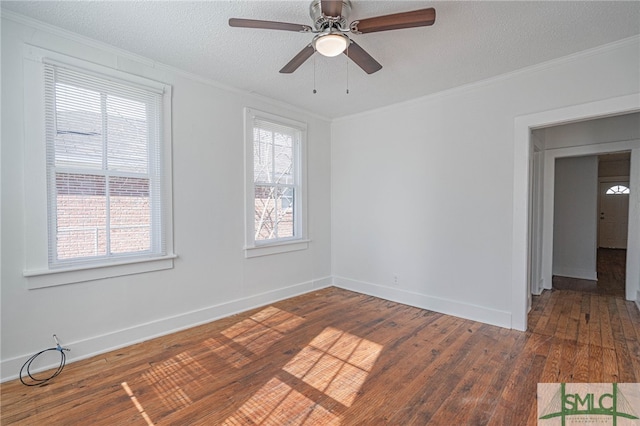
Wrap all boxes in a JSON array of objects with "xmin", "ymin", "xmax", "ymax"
[
  {"xmin": 346, "ymin": 42, "xmax": 350, "ymax": 94},
  {"xmin": 313, "ymin": 55, "xmax": 317, "ymax": 94}
]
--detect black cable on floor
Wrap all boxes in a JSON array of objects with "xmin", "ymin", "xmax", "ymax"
[{"xmin": 19, "ymin": 335, "xmax": 70, "ymax": 387}]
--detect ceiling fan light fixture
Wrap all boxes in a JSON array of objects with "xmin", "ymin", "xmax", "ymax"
[{"xmin": 314, "ymin": 33, "xmax": 348, "ymax": 57}]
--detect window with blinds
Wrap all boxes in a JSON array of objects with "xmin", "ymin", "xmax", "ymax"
[
  {"xmin": 44, "ymin": 62, "xmax": 165, "ymax": 265},
  {"xmin": 245, "ymin": 109, "xmax": 307, "ymax": 253}
]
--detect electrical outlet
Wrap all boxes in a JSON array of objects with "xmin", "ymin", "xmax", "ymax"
[{"xmin": 393, "ymin": 274, "xmax": 399, "ymax": 286}]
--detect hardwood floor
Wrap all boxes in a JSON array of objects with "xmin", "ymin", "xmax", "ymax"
[
  {"xmin": 2, "ymin": 285, "xmax": 639, "ymax": 425},
  {"xmin": 552, "ymin": 248, "xmax": 626, "ymax": 296}
]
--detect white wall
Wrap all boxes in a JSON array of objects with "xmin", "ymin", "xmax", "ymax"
[
  {"xmin": 540, "ymin": 113, "xmax": 640, "ymax": 150},
  {"xmin": 331, "ymin": 36, "xmax": 640, "ymax": 329},
  {"xmin": 1, "ymin": 16, "xmax": 332, "ymax": 380},
  {"xmin": 552, "ymin": 156, "xmax": 599, "ymax": 280}
]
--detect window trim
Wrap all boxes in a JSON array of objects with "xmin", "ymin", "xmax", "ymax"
[
  {"xmin": 23, "ymin": 254, "xmax": 177, "ymax": 290},
  {"xmin": 244, "ymin": 108, "xmax": 309, "ymax": 258},
  {"xmin": 22, "ymin": 44, "xmax": 175, "ymax": 288}
]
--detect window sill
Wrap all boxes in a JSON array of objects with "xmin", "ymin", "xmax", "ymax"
[
  {"xmin": 244, "ymin": 239, "xmax": 310, "ymax": 258},
  {"xmin": 24, "ymin": 254, "xmax": 177, "ymax": 289}
]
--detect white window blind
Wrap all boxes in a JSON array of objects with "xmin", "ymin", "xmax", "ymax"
[
  {"xmin": 44, "ymin": 62, "xmax": 165, "ymax": 266},
  {"xmin": 251, "ymin": 116, "xmax": 301, "ymax": 243}
]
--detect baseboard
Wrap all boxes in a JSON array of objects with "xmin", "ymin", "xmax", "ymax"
[
  {"xmin": 532, "ymin": 278, "xmax": 545, "ymax": 295},
  {"xmin": 552, "ymin": 267, "xmax": 598, "ymax": 281},
  {"xmin": 332, "ymin": 276, "xmax": 512, "ymax": 329},
  {"xmin": 1, "ymin": 276, "xmax": 332, "ymax": 383}
]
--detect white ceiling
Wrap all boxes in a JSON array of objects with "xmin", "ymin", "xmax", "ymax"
[{"xmin": 3, "ymin": 1, "xmax": 639, "ymax": 119}]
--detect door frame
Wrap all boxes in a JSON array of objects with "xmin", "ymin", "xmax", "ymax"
[
  {"xmin": 541, "ymin": 143, "xmax": 638, "ymax": 294},
  {"xmin": 511, "ymin": 94, "xmax": 640, "ymax": 331}
]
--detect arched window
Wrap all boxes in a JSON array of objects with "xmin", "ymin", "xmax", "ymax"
[{"xmin": 605, "ymin": 185, "xmax": 630, "ymax": 195}]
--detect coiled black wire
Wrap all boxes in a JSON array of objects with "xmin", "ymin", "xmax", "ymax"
[{"xmin": 19, "ymin": 335, "xmax": 70, "ymax": 386}]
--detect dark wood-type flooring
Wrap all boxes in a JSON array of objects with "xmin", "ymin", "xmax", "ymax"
[
  {"xmin": 2, "ymin": 256, "xmax": 639, "ymax": 424},
  {"xmin": 552, "ymin": 248, "xmax": 626, "ymax": 296}
]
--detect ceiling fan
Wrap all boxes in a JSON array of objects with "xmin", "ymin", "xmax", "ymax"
[{"xmin": 229, "ymin": 0, "xmax": 436, "ymax": 75}]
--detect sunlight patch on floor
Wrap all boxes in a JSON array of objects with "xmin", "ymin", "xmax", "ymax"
[
  {"xmin": 283, "ymin": 327, "xmax": 382, "ymax": 407},
  {"xmin": 205, "ymin": 306, "xmax": 305, "ymax": 368},
  {"xmin": 142, "ymin": 351, "xmax": 212, "ymax": 411},
  {"xmin": 222, "ymin": 377, "xmax": 342, "ymax": 426},
  {"xmin": 121, "ymin": 381, "xmax": 155, "ymax": 426},
  {"xmin": 224, "ymin": 326, "xmax": 383, "ymax": 424}
]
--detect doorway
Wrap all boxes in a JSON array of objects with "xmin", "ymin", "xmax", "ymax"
[
  {"xmin": 546, "ymin": 150, "xmax": 632, "ymax": 298},
  {"xmin": 536, "ymin": 121, "xmax": 638, "ymax": 299},
  {"xmin": 511, "ymin": 94, "xmax": 640, "ymax": 331}
]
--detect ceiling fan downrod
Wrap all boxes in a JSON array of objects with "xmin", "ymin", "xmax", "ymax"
[{"xmin": 309, "ymin": 0, "xmax": 352, "ymax": 32}]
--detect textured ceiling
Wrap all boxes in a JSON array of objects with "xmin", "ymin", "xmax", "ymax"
[{"xmin": 2, "ymin": 1, "xmax": 640, "ymax": 119}]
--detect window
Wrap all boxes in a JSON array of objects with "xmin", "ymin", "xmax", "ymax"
[
  {"xmin": 605, "ymin": 185, "xmax": 630, "ymax": 195},
  {"xmin": 45, "ymin": 63, "xmax": 165, "ymax": 265},
  {"xmin": 23, "ymin": 46, "xmax": 174, "ymax": 288},
  {"xmin": 244, "ymin": 109, "xmax": 308, "ymax": 257}
]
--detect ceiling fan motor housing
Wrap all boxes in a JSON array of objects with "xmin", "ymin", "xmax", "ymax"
[{"xmin": 309, "ymin": 0, "xmax": 351, "ymax": 31}]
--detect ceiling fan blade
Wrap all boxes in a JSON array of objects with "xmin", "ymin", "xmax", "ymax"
[
  {"xmin": 350, "ymin": 8, "xmax": 435, "ymax": 34},
  {"xmin": 280, "ymin": 45, "xmax": 315, "ymax": 73},
  {"xmin": 321, "ymin": 0, "xmax": 343, "ymax": 17},
  {"xmin": 344, "ymin": 40, "xmax": 382, "ymax": 74},
  {"xmin": 229, "ymin": 18, "xmax": 312, "ymax": 33}
]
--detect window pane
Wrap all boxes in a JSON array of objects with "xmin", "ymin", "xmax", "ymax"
[
  {"xmin": 254, "ymin": 185, "xmax": 295, "ymax": 241},
  {"xmin": 55, "ymin": 83, "xmax": 103, "ymax": 169},
  {"xmin": 277, "ymin": 187, "xmax": 295, "ymax": 239},
  {"xmin": 109, "ymin": 176, "xmax": 151, "ymax": 254},
  {"xmin": 254, "ymin": 128, "xmax": 273, "ymax": 183},
  {"xmin": 56, "ymin": 173, "xmax": 107, "ymax": 259},
  {"xmin": 274, "ymin": 133, "xmax": 293, "ymax": 185},
  {"xmin": 107, "ymin": 95, "xmax": 149, "ymax": 173},
  {"xmin": 255, "ymin": 185, "xmax": 275, "ymax": 241}
]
